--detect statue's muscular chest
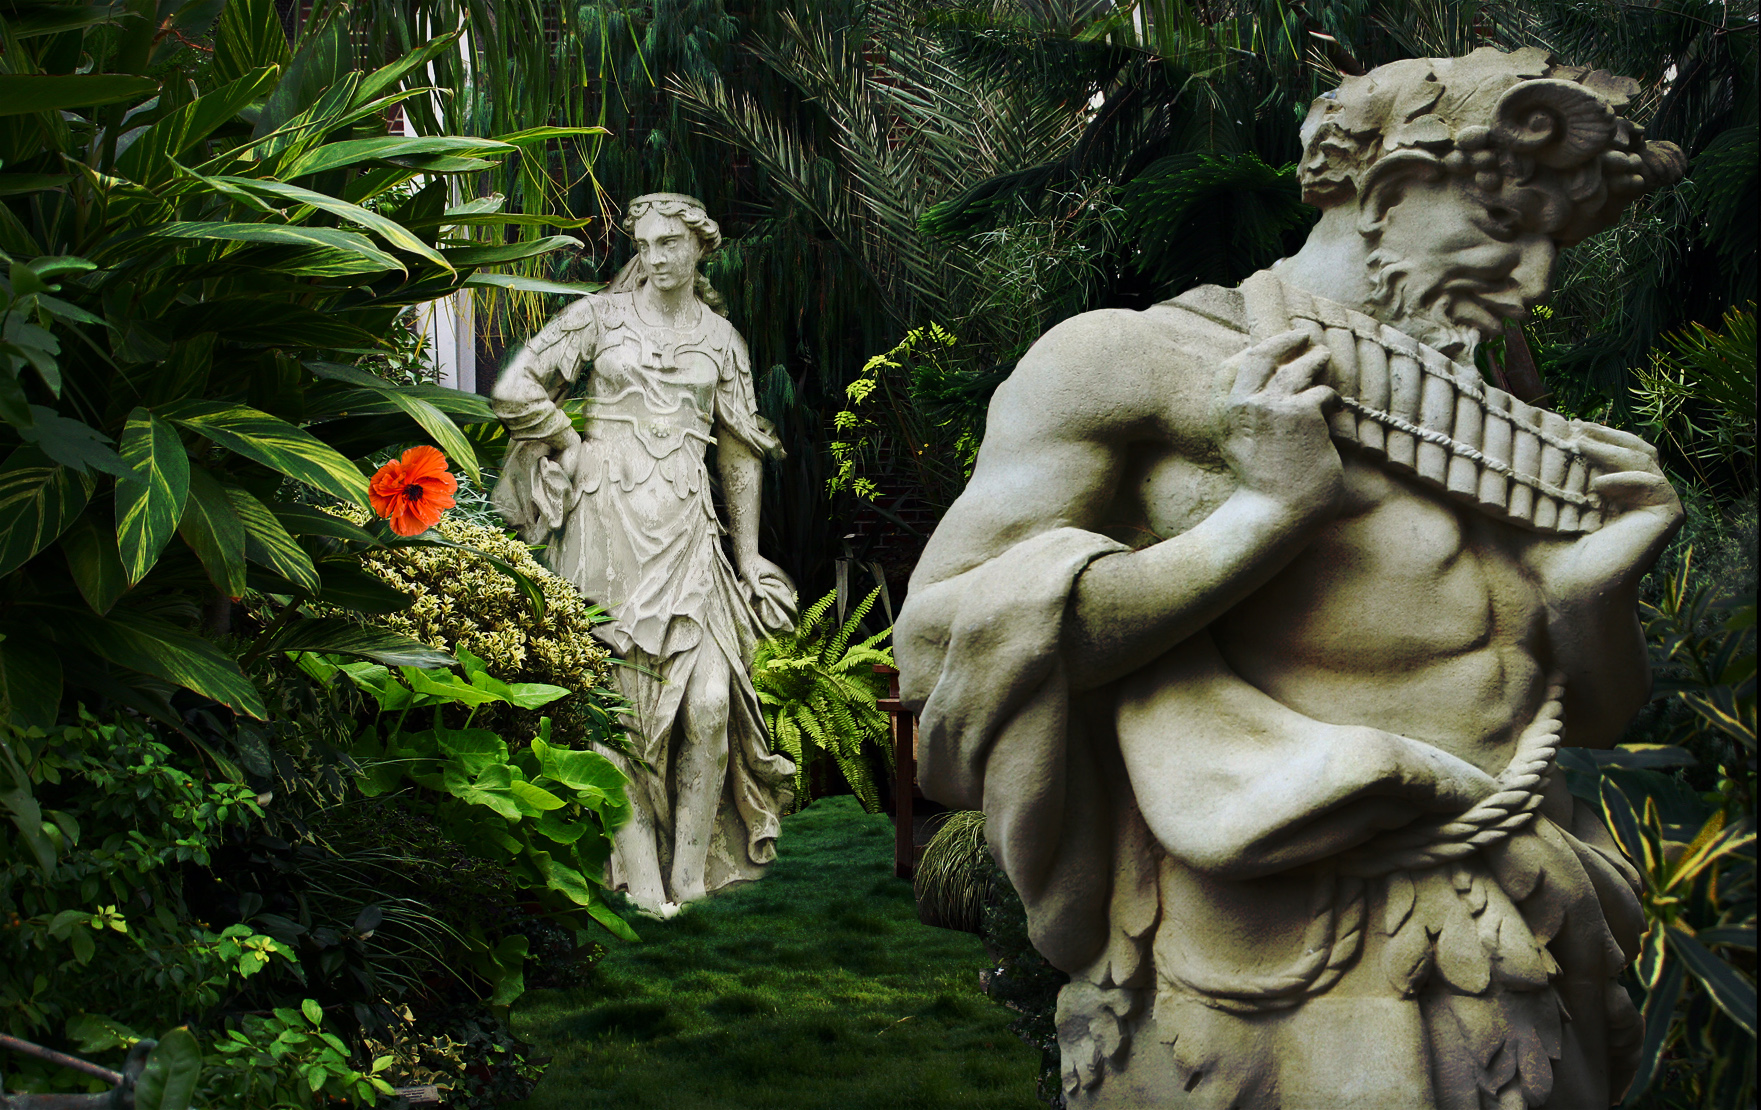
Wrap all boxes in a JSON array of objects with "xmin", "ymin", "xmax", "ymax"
[{"xmin": 1126, "ymin": 442, "xmax": 1549, "ymax": 755}]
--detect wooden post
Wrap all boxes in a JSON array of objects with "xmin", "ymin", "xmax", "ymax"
[{"xmin": 875, "ymin": 664, "xmax": 917, "ymax": 879}]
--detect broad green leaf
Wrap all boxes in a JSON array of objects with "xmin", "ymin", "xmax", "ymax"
[
  {"xmin": 178, "ymin": 467, "xmax": 247, "ymax": 600},
  {"xmin": 283, "ymin": 136, "xmax": 514, "ymax": 179},
  {"xmin": 271, "ymin": 503, "xmax": 375, "ymax": 545},
  {"xmin": 464, "ymin": 272, "xmax": 606, "ymax": 297},
  {"xmin": 23, "ymin": 407, "xmax": 129, "ymax": 477},
  {"xmin": 315, "ymin": 563, "xmax": 412, "ymax": 613},
  {"xmin": 116, "ymin": 408, "xmax": 190, "ymax": 585},
  {"xmin": 0, "ymin": 637, "xmax": 63, "ymax": 730},
  {"xmin": 260, "ymin": 619, "xmax": 453, "ymax": 668},
  {"xmin": 227, "ymin": 487, "xmax": 320, "ymax": 595},
  {"xmin": 133, "ymin": 1027, "xmax": 202, "ymax": 1110},
  {"xmin": 0, "ymin": 447, "xmax": 93, "ymax": 577},
  {"xmin": 116, "ymin": 68, "xmax": 280, "ymax": 187},
  {"xmin": 403, "ymin": 665, "xmax": 505, "ymax": 707},
  {"xmin": 214, "ymin": 176, "xmax": 453, "ymax": 273},
  {"xmin": 65, "ymin": 1013, "xmax": 141, "ymax": 1055},
  {"xmin": 132, "ymin": 222, "xmax": 405, "ymax": 275},
  {"xmin": 586, "ymin": 898, "xmax": 639, "ymax": 942},
  {"xmin": 441, "ymin": 235, "xmax": 579, "ymax": 267},
  {"xmin": 542, "ymin": 857, "xmax": 597, "ymax": 906},
  {"xmin": 52, "ymin": 607, "xmax": 265, "ymax": 718},
  {"xmin": 509, "ymin": 780, "xmax": 567, "ymax": 813},
  {"xmin": 0, "ymin": 74, "xmax": 157, "ymax": 117},
  {"xmin": 532, "ymin": 737, "xmax": 626, "ymax": 796},
  {"xmin": 450, "ymin": 764, "xmax": 522, "ymax": 821},
  {"xmin": 62, "ymin": 511, "xmax": 130, "ymax": 615},
  {"xmin": 1668, "ymin": 925, "xmax": 1757, "ymax": 1036},
  {"xmin": 435, "ymin": 728, "xmax": 509, "ymax": 778},
  {"xmin": 161, "ymin": 400, "xmax": 370, "ymax": 504},
  {"xmin": 534, "ymin": 808, "xmax": 592, "ymax": 845}
]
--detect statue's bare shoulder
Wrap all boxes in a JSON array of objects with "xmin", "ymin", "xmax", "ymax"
[{"xmin": 914, "ymin": 291, "xmax": 1247, "ymax": 583}]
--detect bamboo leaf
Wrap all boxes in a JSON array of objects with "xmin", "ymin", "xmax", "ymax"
[{"xmin": 115, "ymin": 408, "xmax": 190, "ymax": 585}]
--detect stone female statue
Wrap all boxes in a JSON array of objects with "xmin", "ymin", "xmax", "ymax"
[{"xmin": 491, "ymin": 193, "xmax": 797, "ymax": 916}]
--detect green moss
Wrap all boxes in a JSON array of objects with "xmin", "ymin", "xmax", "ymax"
[{"xmin": 512, "ymin": 797, "xmax": 1040, "ymax": 1109}]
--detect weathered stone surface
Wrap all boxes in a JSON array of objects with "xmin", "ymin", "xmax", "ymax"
[
  {"xmin": 897, "ymin": 48, "xmax": 1684, "ymax": 1108},
  {"xmin": 492, "ymin": 194, "xmax": 797, "ymax": 917}
]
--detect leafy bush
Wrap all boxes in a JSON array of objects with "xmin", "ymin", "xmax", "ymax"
[
  {"xmin": 752, "ymin": 587, "xmax": 893, "ymax": 811},
  {"xmin": 326, "ymin": 507, "xmax": 626, "ymax": 748}
]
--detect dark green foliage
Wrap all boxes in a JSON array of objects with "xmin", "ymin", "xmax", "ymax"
[
  {"xmin": 1119, "ymin": 152, "xmax": 1317, "ymax": 295},
  {"xmin": 513, "ymin": 796, "xmax": 1041, "ymax": 1109}
]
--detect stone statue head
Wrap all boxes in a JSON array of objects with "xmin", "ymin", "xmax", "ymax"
[
  {"xmin": 609, "ymin": 193, "xmax": 729, "ymax": 315},
  {"xmin": 1294, "ymin": 46, "xmax": 1685, "ymax": 353}
]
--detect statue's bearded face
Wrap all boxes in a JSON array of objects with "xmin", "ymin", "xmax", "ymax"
[
  {"xmin": 1361, "ymin": 172, "xmax": 1559, "ymax": 359},
  {"xmin": 632, "ymin": 211, "xmax": 704, "ymax": 294}
]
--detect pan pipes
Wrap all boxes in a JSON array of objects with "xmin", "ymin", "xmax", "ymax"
[{"xmin": 1239, "ymin": 272, "xmax": 1605, "ymax": 535}]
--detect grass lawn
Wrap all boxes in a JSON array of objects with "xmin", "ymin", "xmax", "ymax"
[{"xmin": 511, "ymin": 795, "xmax": 1043, "ymax": 1110}]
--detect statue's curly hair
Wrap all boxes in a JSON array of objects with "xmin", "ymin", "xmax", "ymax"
[
  {"xmin": 1299, "ymin": 46, "xmax": 1684, "ymax": 246},
  {"xmin": 607, "ymin": 193, "xmax": 729, "ymax": 317}
]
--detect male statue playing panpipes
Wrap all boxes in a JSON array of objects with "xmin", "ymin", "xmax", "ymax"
[{"xmin": 896, "ymin": 47, "xmax": 1685, "ymax": 1109}]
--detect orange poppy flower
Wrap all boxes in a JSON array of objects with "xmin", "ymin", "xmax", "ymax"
[{"xmin": 369, "ymin": 445, "xmax": 458, "ymax": 536}]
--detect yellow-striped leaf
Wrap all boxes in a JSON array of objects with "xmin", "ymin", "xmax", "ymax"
[
  {"xmin": 61, "ymin": 511, "xmax": 130, "ymax": 615},
  {"xmin": 135, "ymin": 222, "xmax": 405, "ymax": 275},
  {"xmin": 161, "ymin": 400, "xmax": 369, "ymax": 505},
  {"xmin": 0, "ymin": 448, "xmax": 93, "ymax": 577},
  {"xmin": 115, "ymin": 408, "xmax": 189, "ymax": 585},
  {"xmin": 227, "ymin": 488, "xmax": 320, "ymax": 596},
  {"xmin": 52, "ymin": 606, "xmax": 265, "ymax": 719},
  {"xmin": 215, "ymin": 176, "xmax": 454, "ymax": 273},
  {"xmin": 178, "ymin": 467, "xmax": 247, "ymax": 600}
]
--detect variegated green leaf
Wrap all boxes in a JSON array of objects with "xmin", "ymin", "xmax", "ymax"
[
  {"xmin": 282, "ymin": 136, "xmax": 514, "ymax": 179},
  {"xmin": 227, "ymin": 488, "xmax": 320, "ymax": 596},
  {"xmin": 133, "ymin": 222, "xmax": 405, "ymax": 275},
  {"xmin": 115, "ymin": 408, "xmax": 190, "ymax": 585},
  {"xmin": 0, "ymin": 447, "xmax": 93, "ymax": 577},
  {"xmin": 52, "ymin": 606, "xmax": 265, "ymax": 719},
  {"xmin": 161, "ymin": 400, "xmax": 369, "ymax": 505},
  {"xmin": 214, "ymin": 176, "xmax": 454, "ymax": 273},
  {"xmin": 178, "ymin": 467, "xmax": 247, "ymax": 600},
  {"xmin": 61, "ymin": 511, "xmax": 130, "ymax": 615}
]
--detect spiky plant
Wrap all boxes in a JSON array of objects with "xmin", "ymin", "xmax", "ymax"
[
  {"xmin": 753, "ymin": 587, "xmax": 893, "ymax": 812},
  {"xmin": 914, "ymin": 809, "xmax": 991, "ymax": 934}
]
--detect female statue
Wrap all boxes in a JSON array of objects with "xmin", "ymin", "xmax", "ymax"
[{"xmin": 491, "ymin": 194, "xmax": 797, "ymax": 916}]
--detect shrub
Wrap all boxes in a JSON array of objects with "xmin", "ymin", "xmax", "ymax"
[{"xmin": 324, "ymin": 508, "xmax": 625, "ymax": 749}]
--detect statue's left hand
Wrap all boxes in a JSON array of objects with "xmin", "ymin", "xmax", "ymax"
[
  {"xmin": 1536, "ymin": 423, "xmax": 1683, "ymax": 602},
  {"xmin": 741, "ymin": 555, "xmax": 797, "ymax": 635}
]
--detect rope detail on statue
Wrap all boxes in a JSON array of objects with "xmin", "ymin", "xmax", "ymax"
[
  {"xmin": 1339, "ymin": 675, "xmax": 1565, "ymax": 878},
  {"xmin": 1162, "ymin": 674, "xmax": 1565, "ymax": 1013}
]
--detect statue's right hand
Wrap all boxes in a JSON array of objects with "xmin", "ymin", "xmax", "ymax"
[{"xmin": 1220, "ymin": 329, "xmax": 1343, "ymax": 522}]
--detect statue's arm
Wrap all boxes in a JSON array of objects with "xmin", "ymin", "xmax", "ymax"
[
  {"xmin": 718, "ymin": 435, "xmax": 764, "ymax": 575},
  {"xmin": 917, "ymin": 311, "xmax": 1344, "ymax": 694},
  {"xmin": 1527, "ymin": 424, "xmax": 1684, "ymax": 748},
  {"xmin": 489, "ymin": 297, "xmax": 596, "ymax": 453}
]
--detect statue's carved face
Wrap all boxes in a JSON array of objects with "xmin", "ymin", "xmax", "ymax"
[
  {"xmin": 1362, "ymin": 171, "xmax": 1558, "ymax": 355},
  {"xmin": 632, "ymin": 211, "xmax": 704, "ymax": 294}
]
